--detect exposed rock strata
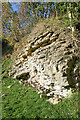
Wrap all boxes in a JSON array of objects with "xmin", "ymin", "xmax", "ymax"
[{"xmin": 9, "ymin": 28, "xmax": 79, "ymax": 102}]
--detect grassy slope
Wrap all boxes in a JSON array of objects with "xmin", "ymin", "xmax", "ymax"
[
  {"xmin": 2, "ymin": 16, "xmax": 80, "ymax": 119},
  {"xmin": 2, "ymin": 58, "xmax": 79, "ymax": 119}
]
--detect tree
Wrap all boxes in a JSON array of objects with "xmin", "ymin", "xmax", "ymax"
[{"xmin": 2, "ymin": 2, "xmax": 80, "ymax": 44}]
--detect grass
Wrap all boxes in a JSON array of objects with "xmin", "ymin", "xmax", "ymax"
[
  {"xmin": 1, "ymin": 58, "xmax": 79, "ymax": 119},
  {"xmin": 2, "ymin": 77, "xmax": 79, "ymax": 119}
]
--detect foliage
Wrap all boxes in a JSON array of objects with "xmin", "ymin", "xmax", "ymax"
[
  {"xmin": 2, "ymin": 58, "xmax": 13, "ymax": 79},
  {"xmin": 2, "ymin": 2, "xmax": 80, "ymax": 44}
]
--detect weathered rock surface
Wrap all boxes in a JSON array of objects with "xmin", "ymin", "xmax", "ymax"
[{"xmin": 9, "ymin": 27, "xmax": 79, "ymax": 102}]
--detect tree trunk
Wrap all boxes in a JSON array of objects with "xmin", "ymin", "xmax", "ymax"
[
  {"xmin": 55, "ymin": 5, "xmax": 58, "ymax": 19},
  {"xmin": 68, "ymin": 3, "xmax": 74, "ymax": 36}
]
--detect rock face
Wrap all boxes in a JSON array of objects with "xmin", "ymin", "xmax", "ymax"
[{"xmin": 9, "ymin": 27, "xmax": 79, "ymax": 100}]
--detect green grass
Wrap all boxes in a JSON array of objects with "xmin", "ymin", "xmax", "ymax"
[{"xmin": 2, "ymin": 58, "xmax": 79, "ymax": 119}]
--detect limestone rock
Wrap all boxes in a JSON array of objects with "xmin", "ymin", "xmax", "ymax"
[
  {"xmin": 9, "ymin": 27, "xmax": 79, "ymax": 102},
  {"xmin": 7, "ymin": 85, "xmax": 11, "ymax": 88},
  {"xmin": 48, "ymin": 98, "xmax": 59, "ymax": 104},
  {"xmin": 1, "ymin": 94, "xmax": 7, "ymax": 97}
]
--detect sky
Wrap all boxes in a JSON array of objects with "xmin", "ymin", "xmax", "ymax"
[
  {"xmin": 11, "ymin": 3, "xmax": 20, "ymax": 12},
  {"xmin": 11, "ymin": 2, "xmax": 55, "ymax": 13},
  {"xmin": 11, "ymin": 2, "xmax": 50, "ymax": 17}
]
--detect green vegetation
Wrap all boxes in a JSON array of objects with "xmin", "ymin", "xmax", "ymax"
[
  {"xmin": 2, "ymin": 58, "xmax": 13, "ymax": 79},
  {"xmin": 2, "ymin": 58, "xmax": 79, "ymax": 119}
]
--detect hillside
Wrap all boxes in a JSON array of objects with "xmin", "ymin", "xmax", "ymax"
[{"xmin": 2, "ymin": 16, "xmax": 80, "ymax": 119}]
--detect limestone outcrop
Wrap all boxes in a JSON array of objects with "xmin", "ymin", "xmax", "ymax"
[{"xmin": 9, "ymin": 27, "xmax": 79, "ymax": 102}]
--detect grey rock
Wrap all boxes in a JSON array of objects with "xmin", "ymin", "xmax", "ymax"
[{"xmin": 9, "ymin": 28, "xmax": 78, "ymax": 102}]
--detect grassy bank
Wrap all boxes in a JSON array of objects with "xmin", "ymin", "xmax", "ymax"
[{"xmin": 1, "ymin": 58, "xmax": 79, "ymax": 119}]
